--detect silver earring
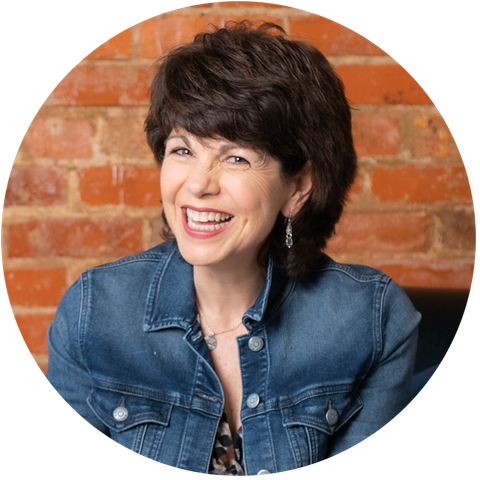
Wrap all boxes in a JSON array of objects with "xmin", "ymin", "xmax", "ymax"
[{"xmin": 285, "ymin": 214, "xmax": 293, "ymax": 248}]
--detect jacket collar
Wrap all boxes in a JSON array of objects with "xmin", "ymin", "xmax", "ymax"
[{"xmin": 142, "ymin": 244, "xmax": 286, "ymax": 333}]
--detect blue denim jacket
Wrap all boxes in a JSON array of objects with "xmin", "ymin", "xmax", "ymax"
[{"xmin": 47, "ymin": 242, "xmax": 420, "ymax": 474}]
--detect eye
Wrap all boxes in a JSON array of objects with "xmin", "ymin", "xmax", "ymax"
[
  {"xmin": 170, "ymin": 147, "xmax": 192, "ymax": 156},
  {"xmin": 227, "ymin": 156, "xmax": 250, "ymax": 165}
]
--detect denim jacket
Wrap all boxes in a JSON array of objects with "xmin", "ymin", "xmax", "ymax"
[{"xmin": 47, "ymin": 242, "xmax": 420, "ymax": 475}]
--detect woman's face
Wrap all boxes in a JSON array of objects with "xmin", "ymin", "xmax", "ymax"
[{"xmin": 160, "ymin": 129, "xmax": 300, "ymax": 271}]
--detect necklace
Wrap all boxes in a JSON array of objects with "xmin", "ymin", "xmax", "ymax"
[{"xmin": 197, "ymin": 306, "xmax": 243, "ymax": 351}]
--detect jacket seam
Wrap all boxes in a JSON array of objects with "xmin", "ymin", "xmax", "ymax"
[
  {"xmin": 311, "ymin": 263, "xmax": 390, "ymax": 284},
  {"xmin": 275, "ymin": 384, "xmax": 358, "ymax": 407},
  {"xmin": 78, "ymin": 271, "xmax": 93, "ymax": 376},
  {"xmin": 92, "ymin": 378, "xmax": 223, "ymax": 415},
  {"xmin": 91, "ymin": 256, "xmax": 165, "ymax": 271},
  {"xmin": 88, "ymin": 248, "xmax": 168, "ymax": 271},
  {"xmin": 373, "ymin": 277, "xmax": 393, "ymax": 366}
]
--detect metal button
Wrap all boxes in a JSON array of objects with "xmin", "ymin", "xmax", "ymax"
[
  {"xmin": 113, "ymin": 406, "xmax": 129, "ymax": 422},
  {"xmin": 248, "ymin": 336, "xmax": 264, "ymax": 352},
  {"xmin": 257, "ymin": 469, "xmax": 270, "ymax": 475},
  {"xmin": 247, "ymin": 393, "xmax": 260, "ymax": 409},
  {"xmin": 325, "ymin": 408, "xmax": 339, "ymax": 425}
]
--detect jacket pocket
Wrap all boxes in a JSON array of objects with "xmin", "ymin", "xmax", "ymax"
[
  {"xmin": 88, "ymin": 386, "xmax": 173, "ymax": 460},
  {"xmin": 281, "ymin": 388, "xmax": 363, "ymax": 467}
]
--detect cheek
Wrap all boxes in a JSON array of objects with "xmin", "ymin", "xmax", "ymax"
[
  {"xmin": 159, "ymin": 168, "xmax": 182, "ymax": 227},
  {"xmin": 234, "ymin": 178, "xmax": 290, "ymax": 229},
  {"xmin": 160, "ymin": 165, "xmax": 181, "ymax": 201},
  {"xmin": 254, "ymin": 179, "xmax": 293, "ymax": 214}
]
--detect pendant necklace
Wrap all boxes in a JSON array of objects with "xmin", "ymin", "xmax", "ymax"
[{"xmin": 197, "ymin": 306, "xmax": 243, "ymax": 351}]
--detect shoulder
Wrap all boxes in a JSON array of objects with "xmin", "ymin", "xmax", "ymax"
[
  {"xmin": 57, "ymin": 242, "xmax": 177, "ymax": 315},
  {"xmin": 81, "ymin": 241, "xmax": 176, "ymax": 285},
  {"xmin": 310, "ymin": 254, "xmax": 390, "ymax": 285},
  {"xmin": 295, "ymin": 255, "xmax": 392, "ymax": 302},
  {"xmin": 292, "ymin": 255, "xmax": 419, "ymax": 330},
  {"xmin": 87, "ymin": 241, "xmax": 175, "ymax": 273}
]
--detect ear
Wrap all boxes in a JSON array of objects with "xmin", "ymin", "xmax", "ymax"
[{"xmin": 281, "ymin": 163, "xmax": 314, "ymax": 217}]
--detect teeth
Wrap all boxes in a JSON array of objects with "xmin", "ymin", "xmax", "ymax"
[
  {"xmin": 186, "ymin": 208, "xmax": 232, "ymax": 231},
  {"xmin": 188, "ymin": 222, "xmax": 224, "ymax": 231},
  {"xmin": 186, "ymin": 208, "xmax": 232, "ymax": 223}
]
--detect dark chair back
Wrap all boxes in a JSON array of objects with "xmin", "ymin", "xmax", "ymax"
[{"xmin": 404, "ymin": 287, "xmax": 470, "ymax": 399}]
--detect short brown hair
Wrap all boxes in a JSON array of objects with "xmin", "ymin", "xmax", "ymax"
[{"xmin": 145, "ymin": 21, "xmax": 357, "ymax": 277}]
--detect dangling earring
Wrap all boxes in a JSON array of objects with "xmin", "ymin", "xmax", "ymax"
[{"xmin": 285, "ymin": 213, "xmax": 293, "ymax": 248}]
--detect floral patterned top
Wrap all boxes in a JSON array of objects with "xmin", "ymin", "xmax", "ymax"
[{"xmin": 209, "ymin": 412, "xmax": 245, "ymax": 475}]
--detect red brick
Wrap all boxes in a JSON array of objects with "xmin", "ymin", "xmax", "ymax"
[
  {"xmin": 15, "ymin": 314, "xmax": 54, "ymax": 354},
  {"xmin": 123, "ymin": 167, "xmax": 161, "ymax": 206},
  {"xmin": 5, "ymin": 167, "xmax": 67, "ymax": 206},
  {"xmin": 78, "ymin": 166, "xmax": 120, "ymax": 205},
  {"xmin": 372, "ymin": 260, "xmax": 474, "ymax": 289},
  {"xmin": 28, "ymin": 118, "xmax": 93, "ymax": 158},
  {"xmin": 141, "ymin": 15, "xmax": 283, "ymax": 58},
  {"xmin": 327, "ymin": 212, "xmax": 434, "ymax": 253},
  {"xmin": 4, "ymin": 269, "xmax": 66, "ymax": 306},
  {"xmin": 372, "ymin": 165, "xmax": 472, "ymax": 203},
  {"xmin": 45, "ymin": 66, "xmax": 151, "ymax": 106},
  {"xmin": 336, "ymin": 65, "xmax": 432, "ymax": 105},
  {"xmin": 86, "ymin": 28, "xmax": 132, "ymax": 59},
  {"xmin": 8, "ymin": 219, "xmax": 143, "ymax": 258},
  {"xmin": 79, "ymin": 166, "xmax": 161, "ymax": 207},
  {"xmin": 141, "ymin": 16, "xmax": 219, "ymax": 58},
  {"xmin": 352, "ymin": 116, "xmax": 400, "ymax": 155},
  {"xmin": 438, "ymin": 210, "xmax": 475, "ymax": 251},
  {"xmin": 415, "ymin": 116, "xmax": 459, "ymax": 157},
  {"xmin": 102, "ymin": 116, "xmax": 152, "ymax": 158},
  {"xmin": 289, "ymin": 17, "xmax": 384, "ymax": 55}
]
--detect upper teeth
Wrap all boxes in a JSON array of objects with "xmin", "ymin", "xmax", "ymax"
[{"xmin": 186, "ymin": 208, "xmax": 232, "ymax": 223}]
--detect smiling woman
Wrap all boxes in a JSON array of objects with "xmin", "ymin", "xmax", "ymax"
[
  {"xmin": 46, "ymin": 21, "xmax": 421, "ymax": 475},
  {"xmin": 161, "ymin": 130, "xmax": 311, "ymax": 272}
]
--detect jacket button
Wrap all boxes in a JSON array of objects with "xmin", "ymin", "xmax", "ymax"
[
  {"xmin": 325, "ymin": 408, "xmax": 339, "ymax": 425},
  {"xmin": 113, "ymin": 406, "xmax": 129, "ymax": 422},
  {"xmin": 247, "ymin": 393, "xmax": 260, "ymax": 409},
  {"xmin": 257, "ymin": 469, "xmax": 270, "ymax": 474},
  {"xmin": 248, "ymin": 336, "xmax": 264, "ymax": 352}
]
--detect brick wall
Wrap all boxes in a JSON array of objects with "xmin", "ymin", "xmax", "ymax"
[{"xmin": 3, "ymin": 2, "xmax": 474, "ymax": 374}]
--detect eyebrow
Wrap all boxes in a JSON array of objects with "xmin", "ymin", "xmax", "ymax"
[
  {"xmin": 166, "ymin": 135, "xmax": 192, "ymax": 150},
  {"xmin": 166, "ymin": 134, "xmax": 247, "ymax": 155}
]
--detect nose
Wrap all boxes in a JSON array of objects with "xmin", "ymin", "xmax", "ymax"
[{"xmin": 186, "ymin": 159, "xmax": 220, "ymax": 198}]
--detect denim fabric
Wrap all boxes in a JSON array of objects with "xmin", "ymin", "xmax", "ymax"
[{"xmin": 47, "ymin": 242, "xmax": 420, "ymax": 474}]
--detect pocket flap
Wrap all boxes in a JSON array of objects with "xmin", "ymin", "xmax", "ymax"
[
  {"xmin": 281, "ymin": 389, "xmax": 363, "ymax": 435},
  {"xmin": 88, "ymin": 386, "xmax": 173, "ymax": 433}
]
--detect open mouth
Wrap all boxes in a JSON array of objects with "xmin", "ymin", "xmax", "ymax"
[{"xmin": 184, "ymin": 207, "xmax": 234, "ymax": 232}]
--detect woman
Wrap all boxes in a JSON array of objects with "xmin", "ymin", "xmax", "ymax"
[{"xmin": 47, "ymin": 21, "xmax": 420, "ymax": 475}]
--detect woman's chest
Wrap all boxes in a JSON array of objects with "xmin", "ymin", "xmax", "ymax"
[{"xmin": 208, "ymin": 327, "xmax": 248, "ymax": 434}]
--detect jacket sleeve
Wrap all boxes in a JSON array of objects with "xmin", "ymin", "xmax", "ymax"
[
  {"xmin": 46, "ymin": 276, "xmax": 110, "ymax": 435},
  {"xmin": 327, "ymin": 279, "xmax": 421, "ymax": 457}
]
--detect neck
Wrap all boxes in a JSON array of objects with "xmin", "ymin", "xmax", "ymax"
[{"xmin": 194, "ymin": 259, "xmax": 267, "ymax": 329}]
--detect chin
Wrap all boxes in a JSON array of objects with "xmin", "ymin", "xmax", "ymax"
[{"xmin": 176, "ymin": 240, "xmax": 224, "ymax": 268}]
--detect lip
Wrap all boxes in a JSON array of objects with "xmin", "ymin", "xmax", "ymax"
[
  {"xmin": 182, "ymin": 205, "xmax": 232, "ymax": 214},
  {"xmin": 181, "ymin": 206, "xmax": 233, "ymax": 239}
]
